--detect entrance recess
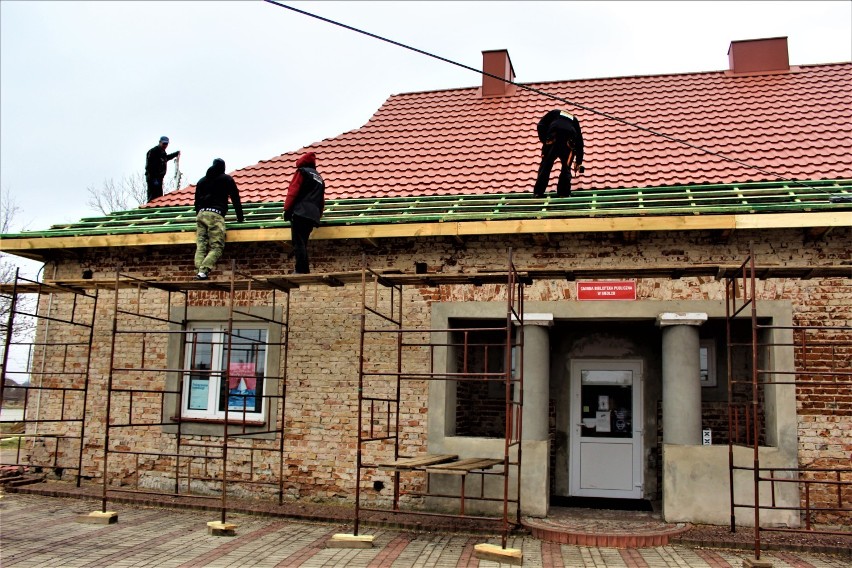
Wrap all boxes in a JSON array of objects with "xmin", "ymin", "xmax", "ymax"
[{"xmin": 569, "ymin": 359, "xmax": 643, "ymax": 498}]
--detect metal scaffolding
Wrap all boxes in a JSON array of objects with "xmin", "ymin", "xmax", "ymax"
[
  {"xmin": 4, "ymin": 258, "xmax": 528, "ymax": 540},
  {"xmin": 8, "ymin": 245, "xmax": 849, "ymax": 555},
  {"xmin": 0, "ymin": 270, "xmax": 98, "ymax": 486},
  {"xmin": 352, "ymin": 249, "xmax": 525, "ymax": 549},
  {"xmin": 97, "ymin": 261, "xmax": 292, "ymax": 524},
  {"xmin": 725, "ymin": 246, "xmax": 851, "ymax": 561}
]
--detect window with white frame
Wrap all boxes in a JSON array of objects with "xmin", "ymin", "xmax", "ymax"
[{"xmin": 182, "ymin": 325, "xmax": 268, "ymax": 420}]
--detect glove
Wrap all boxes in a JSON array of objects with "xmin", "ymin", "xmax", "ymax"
[{"xmin": 284, "ymin": 210, "xmax": 292, "ymax": 221}]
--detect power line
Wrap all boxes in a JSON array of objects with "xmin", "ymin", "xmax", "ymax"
[{"xmin": 263, "ymin": 0, "xmax": 832, "ymax": 195}]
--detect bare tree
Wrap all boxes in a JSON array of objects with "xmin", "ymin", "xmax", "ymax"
[
  {"xmin": 0, "ymin": 189, "xmax": 28, "ymax": 288},
  {"xmin": 0, "ymin": 190, "xmax": 21, "ymax": 294},
  {"xmin": 87, "ymin": 160, "xmax": 185, "ymax": 216},
  {"xmin": 1, "ymin": 190, "xmax": 39, "ymax": 379},
  {"xmin": 86, "ymin": 172, "xmax": 148, "ymax": 215}
]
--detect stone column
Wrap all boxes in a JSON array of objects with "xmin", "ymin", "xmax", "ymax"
[
  {"xmin": 520, "ymin": 313, "xmax": 554, "ymax": 441},
  {"xmin": 515, "ymin": 312, "xmax": 553, "ymax": 517},
  {"xmin": 657, "ymin": 312, "xmax": 707, "ymax": 445}
]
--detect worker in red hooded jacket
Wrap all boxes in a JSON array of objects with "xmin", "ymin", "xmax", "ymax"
[{"xmin": 283, "ymin": 152, "xmax": 325, "ymax": 274}]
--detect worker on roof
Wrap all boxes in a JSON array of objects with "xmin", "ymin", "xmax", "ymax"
[
  {"xmin": 145, "ymin": 136, "xmax": 180, "ymax": 202},
  {"xmin": 533, "ymin": 110, "xmax": 584, "ymax": 198},
  {"xmin": 193, "ymin": 158, "xmax": 244, "ymax": 280},
  {"xmin": 283, "ymin": 152, "xmax": 325, "ymax": 275}
]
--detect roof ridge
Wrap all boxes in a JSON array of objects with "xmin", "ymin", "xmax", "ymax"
[{"xmin": 384, "ymin": 61, "xmax": 852, "ymax": 98}]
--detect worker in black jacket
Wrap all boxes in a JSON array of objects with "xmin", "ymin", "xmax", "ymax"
[
  {"xmin": 283, "ymin": 152, "xmax": 325, "ymax": 274},
  {"xmin": 193, "ymin": 158, "xmax": 244, "ymax": 280},
  {"xmin": 533, "ymin": 110, "xmax": 584, "ymax": 197},
  {"xmin": 145, "ymin": 136, "xmax": 180, "ymax": 202}
]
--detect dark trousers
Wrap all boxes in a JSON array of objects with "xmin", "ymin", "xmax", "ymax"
[
  {"xmin": 146, "ymin": 177, "xmax": 164, "ymax": 202},
  {"xmin": 533, "ymin": 143, "xmax": 573, "ymax": 197},
  {"xmin": 291, "ymin": 214, "xmax": 315, "ymax": 274}
]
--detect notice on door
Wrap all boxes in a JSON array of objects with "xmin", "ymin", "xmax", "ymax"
[{"xmin": 577, "ymin": 281, "xmax": 636, "ymax": 301}]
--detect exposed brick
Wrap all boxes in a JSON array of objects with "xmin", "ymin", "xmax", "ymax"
[{"xmin": 16, "ymin": 229, "xmax": 851, "ymax": 519}]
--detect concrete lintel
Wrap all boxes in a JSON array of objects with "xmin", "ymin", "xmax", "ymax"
[
  {"xmin": 328, "ymin": 533, "xmax": 375, "ymax": 548},
  {"xmin": 474, "ymin": 543, "xmax": 523, "ymax": 565},
  {"xmin": 512, "ymin": 312, "xmax": 554, "ymax": 327},
  {"xmin": 656, "ymin": 312, "xmax": 708, "ymax": 327}
]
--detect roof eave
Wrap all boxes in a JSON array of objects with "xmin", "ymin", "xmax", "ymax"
[{"xmin": 2, "ymin": 210, "xmax": 848, "ymax": 263}]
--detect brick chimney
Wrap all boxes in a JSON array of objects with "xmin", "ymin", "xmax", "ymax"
[
  {"xmin": 728, "ymin": 37, "xmax": 790, "ymax": 74},
  {"xmin": 480, "ymin": 49, "xmax": 517, "ymax": 97}
]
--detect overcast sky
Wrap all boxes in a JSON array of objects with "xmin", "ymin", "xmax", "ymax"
[{"xmin": 2, "ymin": 0, "xmax": 851, "ymax": 236}]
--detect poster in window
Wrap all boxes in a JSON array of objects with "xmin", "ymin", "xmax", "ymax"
[
  {"xmin": 228, "ymin": 362, "xmax": 257, "ymax": 411},
  {"xmin": 189, "ymin": 377, "xmax": 209, "ymax": 410}
]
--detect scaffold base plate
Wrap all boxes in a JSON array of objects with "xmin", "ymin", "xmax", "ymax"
[
  {"xmin": 328, "ymin": 533, "xmax": 375, "ymax": 548},
  {"xmin": 742, "ymin": 558, "xmax": 773, "ymax": 568},
  {"xmin": 474, "ymin": 543, "xmax": 523, "ymax": 565},
  {"xmin": 206, "ymin": 521, "xmax": 238, "ymax": 536},
  {"xmin": 76, "ymin": 511, "xmax": 118, "ymax": 524}
]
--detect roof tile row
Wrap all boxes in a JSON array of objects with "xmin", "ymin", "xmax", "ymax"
[{"xmin": 152, "ymin": 63, "xmax": 852, "ymax": 207}]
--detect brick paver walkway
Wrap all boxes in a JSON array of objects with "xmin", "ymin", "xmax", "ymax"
[{"xmin": 0, "ymin": 493, "xmax": 848, "ymax": 567}]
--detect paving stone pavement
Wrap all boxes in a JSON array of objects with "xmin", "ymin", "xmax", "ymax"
[{"xmin": 0, "ymin": 493, "xmax": 848, "ymax": 568}]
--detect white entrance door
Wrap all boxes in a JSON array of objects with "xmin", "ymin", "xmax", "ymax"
[{"xmin": 569, "ymin": 359, "xmax": 643, "ymax": 498}]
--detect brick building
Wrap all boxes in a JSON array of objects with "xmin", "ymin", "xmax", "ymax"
[{"xmin": 1, "ymin": 37, "xmax": 850, "ymax": 530}]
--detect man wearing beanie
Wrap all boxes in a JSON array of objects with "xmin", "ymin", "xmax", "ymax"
[
  {"xmin": 193, "ymin": 158, "xmax": 244, "ymax": 280},
  {"xmin": 145, "ymin": 136, "xmax": 180, "ymax": 202},
  {"xmin": 283, "ymin": 152, "xmax": 325, "ymax": 274}
]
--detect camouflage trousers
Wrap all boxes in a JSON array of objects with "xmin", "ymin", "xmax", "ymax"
[{"xmin": 195, "ymin": 210, "xmax": 226, "ymax": 272}]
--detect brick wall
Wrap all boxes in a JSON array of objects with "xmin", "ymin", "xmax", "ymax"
[{"xmin": 23, "ymin": 227, "xmax": 850, "ymax": 518}]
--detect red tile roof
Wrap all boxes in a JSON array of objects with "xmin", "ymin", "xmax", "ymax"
[{"xmin": 151, "ymin": 62, "xmax": 852, "ymax": 208}]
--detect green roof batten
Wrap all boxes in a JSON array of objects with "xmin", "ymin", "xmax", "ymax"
[{"xmin": 2, "ymin": 179, "xmax": 850, "ymax": 240}]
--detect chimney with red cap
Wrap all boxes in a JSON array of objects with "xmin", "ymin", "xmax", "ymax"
[
  {"xmin": 728, "ymin": 37, "xmax": 790, "ymax": 74},
  {"xmin": 480, "ymin": 49, "xmax": 517, "ymax": 97}
]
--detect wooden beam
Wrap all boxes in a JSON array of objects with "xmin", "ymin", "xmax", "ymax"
[
  {"xmin": 733, "ymin": 211, "xmax": 849, "ymax": 230},
  {"xmin": 4, "ymin": 263, "xmax": 852, "ymax": 296},
  {"xmin": 321, "ymin": 275, "xmax": 345, "ymax": 287},
  {"xmin": 2, "ymin": 211, "xmax": 848, "ymax": 261}
]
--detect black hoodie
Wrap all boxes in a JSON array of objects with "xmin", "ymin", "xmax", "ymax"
[
  {"xmin": 194, "ymin": 159, "xmax": 244, "ymax": 222},
  {"xmin": 537, "ymin": 109, "xmax": 584, "ymax": 166}
]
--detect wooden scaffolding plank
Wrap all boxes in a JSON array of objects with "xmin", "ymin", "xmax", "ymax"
[
  {"xmin": 376, "ymin": 454, "xmax": 458, "ymax": 471},
  {"xmin": 425, "ymin": 458, "xmax": 504, "ymax": 475}
]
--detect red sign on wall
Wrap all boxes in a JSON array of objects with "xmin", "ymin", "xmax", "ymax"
[{"xmin": 577, "ymin": 280, "xmax": 636, "ymax": 301}]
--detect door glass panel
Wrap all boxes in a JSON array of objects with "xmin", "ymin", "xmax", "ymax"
[{"xmin": 580, "ymin": 369, "xmax": 633, "ymax": 438}]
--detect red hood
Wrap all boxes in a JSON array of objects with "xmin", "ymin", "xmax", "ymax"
[{"xmin": 296, "ymin": 152, "xmax": 316, "ymax": 168}]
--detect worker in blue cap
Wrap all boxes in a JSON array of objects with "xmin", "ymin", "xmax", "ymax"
[{"xmin": 145, "ymin": 136, "xmax": 180, "ymax": 202}]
